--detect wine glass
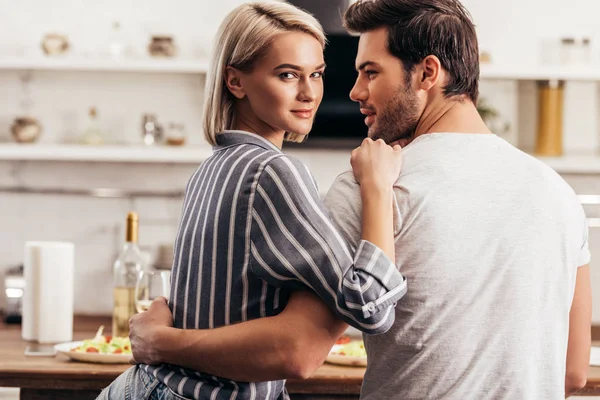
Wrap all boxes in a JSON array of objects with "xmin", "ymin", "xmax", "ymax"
[{"xmin": 135, "ymin": 269, "xmax": 171, "ymax": 313}]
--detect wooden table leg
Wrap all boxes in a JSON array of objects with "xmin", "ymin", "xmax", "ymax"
[{"xmin": 20, "ymin": 388, "xmax": 101, "ymax": 400}]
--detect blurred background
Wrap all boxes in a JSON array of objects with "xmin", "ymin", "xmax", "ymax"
[
  {"xmin": 0, "ymin": 0, "xmax": 599, "ymax": 326},
  {"xmin": 1, "ymin": 0, "xmax": 600, "ymax": 398}
]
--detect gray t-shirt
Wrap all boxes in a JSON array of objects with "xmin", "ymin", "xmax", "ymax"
[{"xmin": 324, "ymin": 133, "xmax": 590, "ymax": 400}]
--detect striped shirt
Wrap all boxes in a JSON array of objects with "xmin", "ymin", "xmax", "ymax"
[{"xmin": 145, "ymin": 130, "xmax": 407, "ymax": 399}]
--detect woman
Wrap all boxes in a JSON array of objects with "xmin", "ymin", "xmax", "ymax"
[{"xmin": 99, "ymin": 2, "xmax": 404, "ymax": 399}]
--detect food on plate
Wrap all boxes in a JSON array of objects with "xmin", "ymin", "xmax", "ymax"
[
  {"xmin": 331, "ymin": 340, "xmax": 367, "ymax": 358},
  {"xmin": 335, "ymin": 335, "xmax": 352, "ymax": 345},
  {"xmin": 70, "ymin": 325, "xmax": 131, "ymax": 355},
  {"xmin": 326, "ymin": 338, "xmax": 368, "ymax": 366},
  {"xmin": 71, "ymin": 336, "xmax": 131, "ymax": 355}
]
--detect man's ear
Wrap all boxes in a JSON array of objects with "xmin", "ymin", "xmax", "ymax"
[
  {"xmin": 417, "ymin": 55, "xmax": 441, "ymax": 92},
  {"xmin": 225, "ymin": 67, "xmax": 246, "ymax": 99}
]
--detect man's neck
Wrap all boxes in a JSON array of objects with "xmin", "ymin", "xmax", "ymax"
[{"xmin": 413, "ymin": 97, "xmax": 491, "ymax": 141}]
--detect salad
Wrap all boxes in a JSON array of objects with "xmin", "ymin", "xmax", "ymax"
[
  {"xmin": 332, "ymin": 338, "xmax": 367, "ymax": 358},
  {"xmin": 335, "ymin": 335, "xmax": 352, "ymax": 345},
  {"xmin": 70, "ymin": 325, "xmax": 132, "ymax": 355}
]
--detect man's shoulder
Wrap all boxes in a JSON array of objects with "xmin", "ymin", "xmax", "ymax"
[
  {"xmin": 332, "ymin": 170, "xmax": 357, "ymax": 185},
  {"xmin": 324, "ymin": 170, "xmax": 361, "ymax": 206},
  {"xmin": 323, "ymin": 170, "xmax": 363, "ymax": 248}
]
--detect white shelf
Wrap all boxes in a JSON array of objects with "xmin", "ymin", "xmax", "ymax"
[
  {"xmin": 1, "ymin": 58, "xmax": 597, "ymax": 80},
  {"xmin": 0, "ymin": 57, "xmax": 209, "ymax": 74},
  {"xmin": 2, "ymin": 144, "xmax": 600, "ymax": 174},
  {"xmin": 480, "ymin": 64, "xmax": 600, "ymax": 81},
  {"xmin": 0, "ymin": 144, "xmax": 213, "ymax": 163}
]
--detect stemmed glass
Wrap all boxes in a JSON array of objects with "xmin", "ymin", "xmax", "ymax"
[{"xmin": 134, "ymin": 269, "xmax": 171, "ymax": 313}]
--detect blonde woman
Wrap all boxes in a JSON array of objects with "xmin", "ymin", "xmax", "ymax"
[{"xmin": 100, "ymin": 2, "xmax": 405, "ymax": 399}]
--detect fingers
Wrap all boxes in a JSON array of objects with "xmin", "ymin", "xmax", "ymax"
[
  {"xmin": 352, "ymin": 137, "xmax": 400, "ymax": 165},
  {"xmin": 350, "ymin": 146, "xmax": 360, "ymax": 168},
  {"xmin": 360, "ymin": 137, "xmax": 398, "ymax": 149},
  {"xmin": 361, "ymin": 138, "xmax": 387, "ymax": 146},
  {"xmin": 147, "ymin": 297, "xmax": 168, "ymax": 311},
  {"xmin": 128, "ymin": 314, "xmax": 138, "ymax": 331}
]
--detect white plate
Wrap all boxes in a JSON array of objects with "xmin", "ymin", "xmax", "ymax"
[
  {"xmin": 325, "ymin": 344, "xmax": 367, "ymax": 367},
  {"xmin": 54, "ymin": 341, "xmax": 132, "ymax": 364}
]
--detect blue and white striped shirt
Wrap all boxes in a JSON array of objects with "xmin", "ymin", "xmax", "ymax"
[{"xmin": 145, "ymin": 131, "xmax": 407, "ymax": 399}]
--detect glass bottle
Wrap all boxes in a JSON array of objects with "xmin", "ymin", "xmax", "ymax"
[
  {"xmin": 112, "ymin": 212, "xmax": 145, "ymax": 337},
  {"xmin": 108, "ymin": 21, "xmax": 125, "ymax": 59},
  {"xmin": 81, "ymin": 107, "xmax": 104, "ymax": 145},
  {"xmin": 535, "ymin": 80, "xmax": 564, "ymax": 157}
]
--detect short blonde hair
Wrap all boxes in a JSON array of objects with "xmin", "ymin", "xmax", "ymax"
[{"xmin": 203, "ymin": 1, "xmax": 326, "ymax": 146}]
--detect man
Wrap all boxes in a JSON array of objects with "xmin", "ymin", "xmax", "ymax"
[{"xmin": 130, "ymin": 0, "xmax": 591, "ymax": 398}]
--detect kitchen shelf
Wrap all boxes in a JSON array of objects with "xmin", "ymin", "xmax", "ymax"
[
  {"xmin": 0, "ymin": 185, "xmax": 184, "ymax": 198},
  {"xmin": 2, "ymin": 144, "xmax": 600, "ymax": 174},
  {"xmin": 0, "ymin": 143, "xmax": 213, "ymax": 163},
  {"xmin": 480, "ymin": 64, "xmax": 600, "ymax": 81},
  {"xmin": 0, "ymin": 57, "xmax": 209, "ymax": 74},
  {"xmin": 1, "ymin": 58, "xmax": 597, "ymax": 80}
]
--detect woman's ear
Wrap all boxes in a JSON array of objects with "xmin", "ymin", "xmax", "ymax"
[
  {"xmin": 417, "ymin": 55, "xmax": 441, "ymax": 92},
  {"xmin": 225, "ymin": 67, "xmax": 246, "ymax": 99}
]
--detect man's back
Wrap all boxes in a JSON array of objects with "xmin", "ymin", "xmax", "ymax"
[{"xmin": 325, "ymin": 133, "xmax": 590, "ymax": 399}]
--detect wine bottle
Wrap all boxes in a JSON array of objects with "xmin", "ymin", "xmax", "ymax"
[{"xmin": 112, "ymin": 212, "xmax": 145, "ymax": 337}]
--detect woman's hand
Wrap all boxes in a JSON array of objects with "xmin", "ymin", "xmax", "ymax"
[
  {"xmin": 351, "ymin": 138, "xmax": 403, "ymax": 191},
  {"xmin": 129, "ymin": 297, "xmax": 173, "ymax": 365}
]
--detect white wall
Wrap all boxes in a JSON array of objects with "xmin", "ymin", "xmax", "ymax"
[
  {"xmin": 462, "ymin": 0, "xmax": 600, "ymax": 67},
  {"xmin": 0, "ymin": 0, "xmax": 238, "ymax": 145},
  {"xmin": 0, "ymin": 0, "xmax": 599, "ymax": 315},
  {"xmin": 0, "ymin": 0, "xmax": 247, "ymax": 59},
  {"xmin": 0, "ymin": 0, "xmax": 279, "ymax": 315},
  {"xmin": 465, "ymin": 0, "xmax": 600, "ymax": 154}
]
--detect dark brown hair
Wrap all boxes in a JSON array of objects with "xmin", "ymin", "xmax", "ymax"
[{"xmin": 344, "ymin": 0, "xmax": 479, "ymax": 103}]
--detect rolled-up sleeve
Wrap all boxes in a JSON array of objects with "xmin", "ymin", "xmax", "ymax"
[{"xmin": 249, "ymin": 155, "xmax": 406, "ymax": 334}]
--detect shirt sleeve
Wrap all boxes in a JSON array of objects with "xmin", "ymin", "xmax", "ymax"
[{"xmin": 249, "ymin": 155, "xmax": 406, "ymax": 334}]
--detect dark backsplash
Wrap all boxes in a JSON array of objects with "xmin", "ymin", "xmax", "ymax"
[{"xmin": 296, "ymin": 34, "xmax": 367, "ymax": 148}]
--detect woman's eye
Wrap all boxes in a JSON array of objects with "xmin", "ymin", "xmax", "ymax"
[
  {"xmin": 311, "ymin": 71, "xmax": 324, "ymax": 79},
  {"xmin": 279, "ymin": 72, "xmax": 296, "ymax": 80}
]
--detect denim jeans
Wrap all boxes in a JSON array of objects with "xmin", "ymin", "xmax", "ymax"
[{"xmin": 97, "ymin": 365, "xmax": 190, "ymax": 400}]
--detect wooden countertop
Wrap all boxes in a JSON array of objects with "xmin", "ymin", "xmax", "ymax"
[
  {"xmin": 1, "ymin": 316, "xmax": 600, "ymax": 397},
  {"xmin": 0, "ymin": 316, "xmax": 363, "ymax": 398}
]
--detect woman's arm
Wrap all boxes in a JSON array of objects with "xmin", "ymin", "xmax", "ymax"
[
  {"xmin": 129, "ymin": 139, "xmax": 402, "ymax": 381},
  {"xmin": 249, "ymin": 139, "xmax": 405, "ymax": 334},
  {"xmin": 130, "ymin": 291, "xmax": 348, "ymax": 382},
  {"xmin": 352, "ymin": 138, "xmax": 402, "ymax": 261}
]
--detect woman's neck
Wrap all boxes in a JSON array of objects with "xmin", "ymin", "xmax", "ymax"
[
  {"xmin": 232, "ymin": 121, "xmax": 284, "ymax": 148},
  {"xmin": 231, "ymin": 105, "xmax": 285, "ymax": 149}
]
